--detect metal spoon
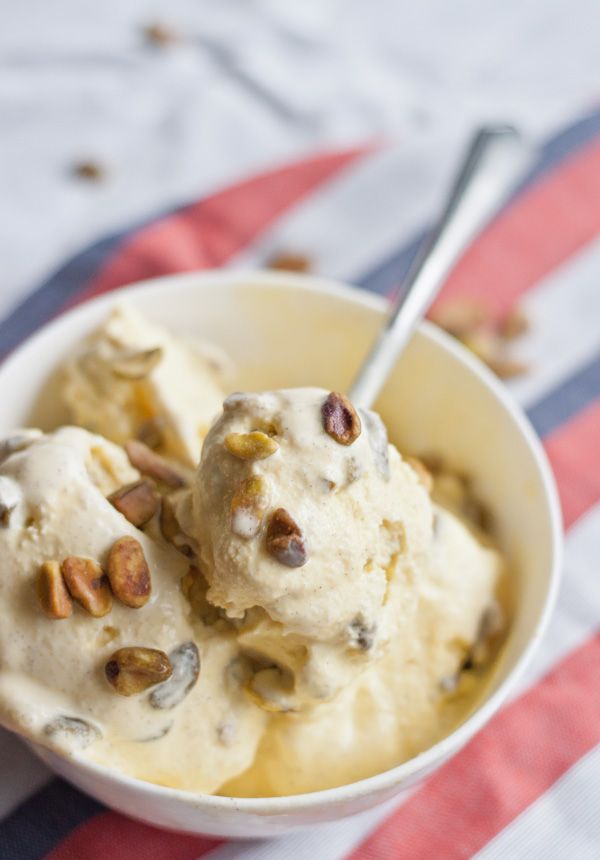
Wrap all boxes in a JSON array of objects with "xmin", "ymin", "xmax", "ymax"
[{"xmin": 349, "ymin": 124, "xmax": 530, "ymax": 409}]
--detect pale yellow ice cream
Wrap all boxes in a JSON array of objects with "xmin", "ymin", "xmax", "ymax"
[
  {"xmin": 61, "ymin": 304, "xmax": 228, "ymax": 467},
  {"xmin": 177, "ymin": 387, "xmax": 502, "ymax": 795},
  {"xmin": 0, "ymin": 316, "xmax": 506, "ymax": 798},
  {"xmin": 224, "ymin": 505, "xmax": 501, "ymax": 795},
  {"xmin": 0, "ymin": 427, "xmax": 266, "ymax": 792},
  {"xmin": 180, "ymin": 388, "xmax": 433, "ymax": 708}
]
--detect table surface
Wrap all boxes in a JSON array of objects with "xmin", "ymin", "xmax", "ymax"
[{"xmin": 1, "ymin": 3, "xmax": 599, "ymax": 858}]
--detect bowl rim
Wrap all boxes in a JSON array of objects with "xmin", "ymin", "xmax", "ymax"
[{"xmin": 3, "ymin": 268, "xmax": 563, "ymax": 813}]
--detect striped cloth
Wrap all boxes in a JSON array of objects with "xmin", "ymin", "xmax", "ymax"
[{"xmin": 1, "ymin": 107, "xmax": 600, "ymax": 859}]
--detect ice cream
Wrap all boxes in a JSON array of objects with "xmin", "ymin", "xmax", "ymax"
[
  {"xmin": 179, "ymin": 388, "xmax": 433, "ymax": 708},
  {"xmin": 0, "ymin": 309, "xmax": 506, "ymax": 798},
  {"xmin": 61, "ymin": 304, "xmax": 228, "ymax": 467},
  {"xmin": 0, "ymin": 427, "xmax": 266, "ymax": 792},
  {"xmin": 177, "ymin": 387, "xmax": 502, "ymax": 794},
  {"xmin": 223, "ymin": 504, "xmax": 502, "ymax": 795}
]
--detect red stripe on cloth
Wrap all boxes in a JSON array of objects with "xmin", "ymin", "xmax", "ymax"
[
  {"xmin": 544, "ymin": 399, "xmax": 600, "ymax": 528},
  {"xmin": 45, "ymin": 810, "xmax": 222, "ymax": 860},
  {"xmin": 347, "ymin": 632, "xmax": 600, "ymax": 860},
  {"xmin": 432, "ymin": 137, "xmax": 600, "ymax": 319},
  {"xmin": 74, "ymin": 148, "xmax": 368, "ymax": 305}
]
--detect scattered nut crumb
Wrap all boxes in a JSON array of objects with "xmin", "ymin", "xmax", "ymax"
[
  {"xmin": 72, "ymin": 161, "xmax": 105, "ymax": 181},
  {"xmin": 107, "ymin": 536, "xmax": 152, "ymax": 609},
  {"xmin": 62, "ymin": 556, "xmax": 112, "ymax": 617},
  {"xmin": 105, "ymin": 647, "xmax": 172, "ymax": 696},
  {"xmin": 322, "ymin": 392, "xmax": 361, "ymax": 446},
  {"xmin": 459, "ymin": 330, "xmax": 529, "ymax": 379},
  {"xmin": 230, "ymin": 475, "xmax": 270, "ymax": 538},
  {"xmin": 458, "ymin": 329, "xmax": 499, "ymax": 365},
  {"xmin": 498, "ymin": 306, "xmax": 529, "ymax": 340},
  {"xmin": 143, "ymin": 22, "xmax": 179, "ymax": 46},
  {"xmin": 485, "ymin": 357, "xmax": 529, "ymax": 380},
  {"xmin": 267, "ymin": 252, "xmax": 311, "ymax": 273},
  {"xmin": 108, "ymin": 479, "xmax": 160, "ymax": 528},
  {"xmin": 224, "ymin": 431, "xmax": 279, "ymax": 461},
  {"xmin": 96, "ymin": 625, "xmax": 120, "ymax": 647},
  {"xmin": 137, "ymin": 417, "xmax": 167, "ymax": 450},
  {"xmin": 125, "ymin": 440, "xmax": 186, "ymax": 489},
  {"xmin": 265, "ymin": 508, "xmax": 307, "ymax": 568},
  {"xmin": 432, "ymin": 299, "xmax": 531, "ymax": 381},
  {"xmin": 36, "ymin": 560, "xmax": 73, "ymax": 620},
  {"xmin": 429, "ymin": 299, "xmax": 489, "ymax": 338}
]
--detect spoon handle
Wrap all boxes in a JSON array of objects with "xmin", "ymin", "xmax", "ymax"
[{"xmin": 349, "ymin": 124, "xmax": 529, "ymax": 409}]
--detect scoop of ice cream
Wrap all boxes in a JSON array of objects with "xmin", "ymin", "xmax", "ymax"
[
  {"xmin": 181, "ymin": 388, "xmax": 433, "ymax": 706},
  {"xmin": 61, "ymin": 304, "xmax": 229, "ymax": 467},
  {"xmin": 0, "ymin": 427, "xmax": 265, "ymax": 792},
  {"xmin": 222, "ymin": 505, "xmax": 503, "ymax": 796}
]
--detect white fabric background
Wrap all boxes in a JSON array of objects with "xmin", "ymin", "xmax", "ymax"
[{"xmin": 1, "ymin": 0, "xmax": 598, "ymax": 320}]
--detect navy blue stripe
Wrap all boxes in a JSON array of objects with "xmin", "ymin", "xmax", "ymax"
[
  {"xmin": 356, "ymin": 106, "xmax": 600, "ymax": 297},
  {"xmin": 526, "ymin": 350, "xmax": 600, "ymax": 437},
  {"xmin": 0, "ymin": 778, "xmax": 102, "ymax": 860},
  {"xmin": 0, "ymin": 234, "xmax": 123, "ymax": 356},
  {"xmin": 0, "ymin": 189, "xmax": 181, "ymax": 356},
  {"xmin": 512, "ymin": 106, "xmax": 600, "ymax": 196},
  {"xmin": 355, "ymin": 230, "xmax": 424, "ymax": 296}
]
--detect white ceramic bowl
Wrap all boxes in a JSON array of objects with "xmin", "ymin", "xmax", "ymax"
[{"xmin": 0, "ymin": 271, "xmax": 562, "ymax": 838}]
